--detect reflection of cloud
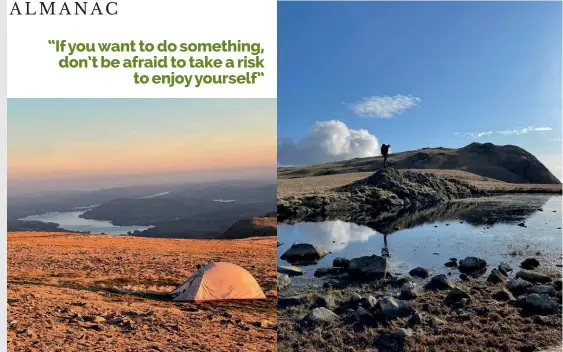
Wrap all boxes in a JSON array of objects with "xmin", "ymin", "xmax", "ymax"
[{"xmin": 286, "ymin": 220, "xmax": 377, "ymax": 252}]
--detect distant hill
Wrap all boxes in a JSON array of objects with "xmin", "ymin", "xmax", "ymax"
[
  {"xmin": 218, "ymin": 217, "xmax": 277, "ymax": 239},
  {"xmin": 279, "ymin": 143, "xmax": 560, "ymax": 184}
]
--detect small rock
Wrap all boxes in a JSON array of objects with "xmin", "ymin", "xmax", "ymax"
[
  {"xmin": 277, "ymin": 265, "xmax": 305, "ymax": 276},
  {"xmin": 313, "ymin": 295, "xmax": 337, "ymax": 310},
  {"xmin": 277, "ymin": 273, "xmax": 291, "ymax": 290},
  {"xmin": 409, "ymin": 267, "xmax": 430, "ymax": 278},
  {"xmin": 523, "ymin": 293, "xmax": 561, "ymax": 315},
  {"xmin": 365, "ymin": 295, "xmax": 378, "ymax": 309},
  {"xmin": 333, "ymin": 257, "xmax": 350, "ymax": 268},
  {"xmin": 280, "ymin": 243, "xmax": 328, "ymax": 263},
  {"xmin": 518, "ymin": 222, "xmax": 526, "ymax": 227},
  {"xmin": 304, "ymin": 307, "xmax": 339, "ymax": 325},
  {"xmin": 408, "ymin": 311, "xmax": 422, "ymax": 327},
  {"xmin": 530, "ymin": 285, "xmax": 556, "ymax": 296},
  {"xmin": 458, "ymin": 257, "xmax": 487, "ymax": 277},
  {"xmin": 487, "ymin": 269, "xmax": 506, "ymax": 284},
  {"xmin": 520, "ymin": 258, "xmax": 540, "ymax": 270},
  {"xmin": 72, "ymin": 313, "xmax": 84, "ymax": 322},
  {"xmin": 425, "ymin": 274, "xmax": 453, "ymax": 290},
  {"xmin": 516, "ymin": 270, "xmax": 552, "ymax": 284},
  {"xmin": 553, "ymin": 280, "xmax": 562, "ymax": 291},
  {"xmin": 354, "ymin": 307, "xmax": 372, "ymax": 324},
  {"xmin": 348, "ymin": 254, "xmax": 391, "ymax": 279},
  {"xmin": 507, "ymin": 278, "xmax": 534, "ymax": 295},
  {"xmin": 444, "ymin": 258, "xmax": 458, "ymax": 268},
  {"xmin": 379, "ymin": 296, "xmax": 413, "ymax": 317},
  {"xmin": 259, "ymin": 320, "xmax": 273, "ymax": 329},
  {"xmin": 493, "ymin": 288, "xmax": 515, "ymax": 302},
  {"xmin": 323, "ymin": 279, "xmax": 347, "ymax": 289},
  {"xmin": 350, "ymin": 292, "xmax": 362, "ymax": 303},
  {"xmin": 278, "ymin": 296, "xmax": 304, "ymax": 308},
  {"xmin": 314, "ymin": 267, "xmax": 344, "ymax": 277},
  {"xmin": 446, "ymin": 287, "xmax": 470, "ymax": 302},
  {"xmin": 498, "ymin": 262, "xmax": 513, "ymax": 276},
  {"xmin": 400, "ymin": 282, "xmax": 419, "ymax": 300},
  {"xmin": 393, "ymin": 328, "xmax": 413, "ymax": 339},
  {"xmin": 459, "ymin": 273, "xmax": 470, "ymax": 281}
]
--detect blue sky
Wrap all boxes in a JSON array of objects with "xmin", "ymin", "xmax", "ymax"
[{"xmin": 278, "ymin": 1, "xmax": 562, "ymax": 176}]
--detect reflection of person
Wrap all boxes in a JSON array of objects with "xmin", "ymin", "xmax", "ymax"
[
  {"xmin": 381, "ymin": 234, "xmax": 389, "ymax": 257},
  {"xmin": 381, "ymin": 144, "xmax": 391, "ymax": 168}
]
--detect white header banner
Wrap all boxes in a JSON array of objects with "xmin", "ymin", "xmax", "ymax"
[{"xmin": 7, "ymin": 0, "xmax": 277, "ymax": 98}]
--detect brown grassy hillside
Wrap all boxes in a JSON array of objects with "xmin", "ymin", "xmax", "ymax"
[
  {"xmin": 278, "ymin": 143, "xmax": 561, "ymax": 184},
  {"xmin": 220, "ymin": 217, "xmax": 277, "ymax": 239},
  {"xmin": 7, "ymin": 232, "xmax": 277, "ymax": 352}
]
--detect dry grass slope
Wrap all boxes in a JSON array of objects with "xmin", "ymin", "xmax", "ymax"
[{"xmin": 8, "ymin": 232, "xmax": 277, "ymax": 352}]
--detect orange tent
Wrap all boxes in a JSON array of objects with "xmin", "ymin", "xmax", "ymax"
[{"xmin": 170, "ymin": 262, "xmax": 266, "ymax": 302}]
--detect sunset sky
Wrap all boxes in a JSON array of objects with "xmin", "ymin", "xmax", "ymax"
[{"xmin": 8, "ymin": 99, "xmax": 276, "ymax": 191}]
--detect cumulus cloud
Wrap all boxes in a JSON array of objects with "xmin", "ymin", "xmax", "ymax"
[
  {"xmin": 458, "ymin": 126, "xmax": 553, "ymax": 138},
  {"xmin": 278, "ymin": 120, "xmax": 379, "ymax": 165},
  {"xmin": 349, "ymin": 95, "xmax": 421, "ymax": 118}
]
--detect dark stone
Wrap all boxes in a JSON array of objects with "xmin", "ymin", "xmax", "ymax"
[
  {"xmin": 314, "ymin": 267, "xmax": 345, "ymax": 277},
  {"xmin": 487, "ymin": 269, "xmax": 506, "ymax": 284},
  {"xmin": 458, "ymin": 257, "xmax": 487, "ymax": 277},
  {"xmin": 529, "ymin": 285, "xmax": 556, "ymax": 296},
  {"xmin": 281, "ymin": 243, "xmax": 328, "ymax": 263},
  {"xmin": 522, "ymin": 293, "xmax": 561, "ymax": 315},
  {"xmin": 498, "ymin": 262, "xmax": 513, "ymax": 276},
  {"xmin": 278, "ymin": 296, "xmax": 304, "ymax": 308},
  {"xmin": 312, "ymin": 295, "xmax": 337, "ymax": 310},
  {"xmin": 507, "ymin": 278, "xmax": 533, "ymax": 295},
  {"xmin": 493, "ymin": 288, "xmax": 515, "ymax": 302},
  {"xmin": 409, "ymin": 267, "xmax": 430, "ymax": 279},
  {"xmin": 425, "ymin": 274, "xmax": 453, "ymax": 290},
  {"xmin": 515, "ymin": 270, "xmax": 552, "ymax": 284},
  {"xmin": 348, "ymin": 254, "xmax": 390, "ymax": 279},
  {"xmin": 333, "ymin": 257, "xmax": 350, "ymax": 269},
  {"xmin": 520, "ymin": 258, "xmax": 540, "ymax": 270}
]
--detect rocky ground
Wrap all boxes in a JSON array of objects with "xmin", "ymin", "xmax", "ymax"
[
  {"xmin": 277, "ymin": 249, "xmax": 562, "ymax": 352},
  {"xmin": 8, "ymin": 232, "xmax": 277, "ymax": 352},
  {"xmin": 278, "ymin": 168, "xmax": 488, "ymax": 223},
  {"xmin": 278, "ymin": 169, "xmax": 561, "ymax": 224}
]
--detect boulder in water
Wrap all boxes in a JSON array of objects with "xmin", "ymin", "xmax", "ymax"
[
  {"xmin": 348, "ymin": 254, "xmax": 390, "ymax": 279},
  {"xmin": 458, "ymin": 257, "xmax": 487, "ymax": 277},
  {"xmin": 280, "ymin": 243, "xmax": 328, "ymax": 263}
]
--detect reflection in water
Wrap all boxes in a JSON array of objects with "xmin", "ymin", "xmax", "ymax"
[
  {"xmin": 281, "ymin": 221, "xmax": 377, "ymax": 252},
  {"xmin": 286, "ymin": 194, "xmax": 552, "ymax": 235},
  {"xmin": 278, "ymin": 195, "xmax": 562, "ymax": 285}
]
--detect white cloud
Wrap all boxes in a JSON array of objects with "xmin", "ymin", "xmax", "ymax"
[
  {"xmin": 349, "ymin": 95, "xmax": 421, "ymax": 118},
  {"xmin": 458, "ymin": 126, "xmax": 553, "ymax": 138},
  {"xmin": 278, "ymin": 120, "xmax": 379, "ymax": 165},
  {"xmin": 280, "ymin": 220, "xmax": 377, "ymax": 252}
]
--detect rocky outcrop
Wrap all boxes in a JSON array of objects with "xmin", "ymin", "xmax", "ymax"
[{"xmin": 278, "ymin": 168, "xmax": 485, "ymax": 222}]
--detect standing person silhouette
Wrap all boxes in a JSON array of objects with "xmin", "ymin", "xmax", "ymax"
[{"xmin": 381, "ymin": 144, "xmax": 391, "ymax": 168}]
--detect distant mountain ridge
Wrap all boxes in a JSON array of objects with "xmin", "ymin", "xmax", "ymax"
[{"xmin": 279, "ymin": 143, "xmax": 561, "ymax": 184}]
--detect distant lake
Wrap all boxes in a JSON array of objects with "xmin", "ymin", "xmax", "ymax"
[{"xmin": 19, "ymin": 210, "xmax": 153, "ymax": 235}]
